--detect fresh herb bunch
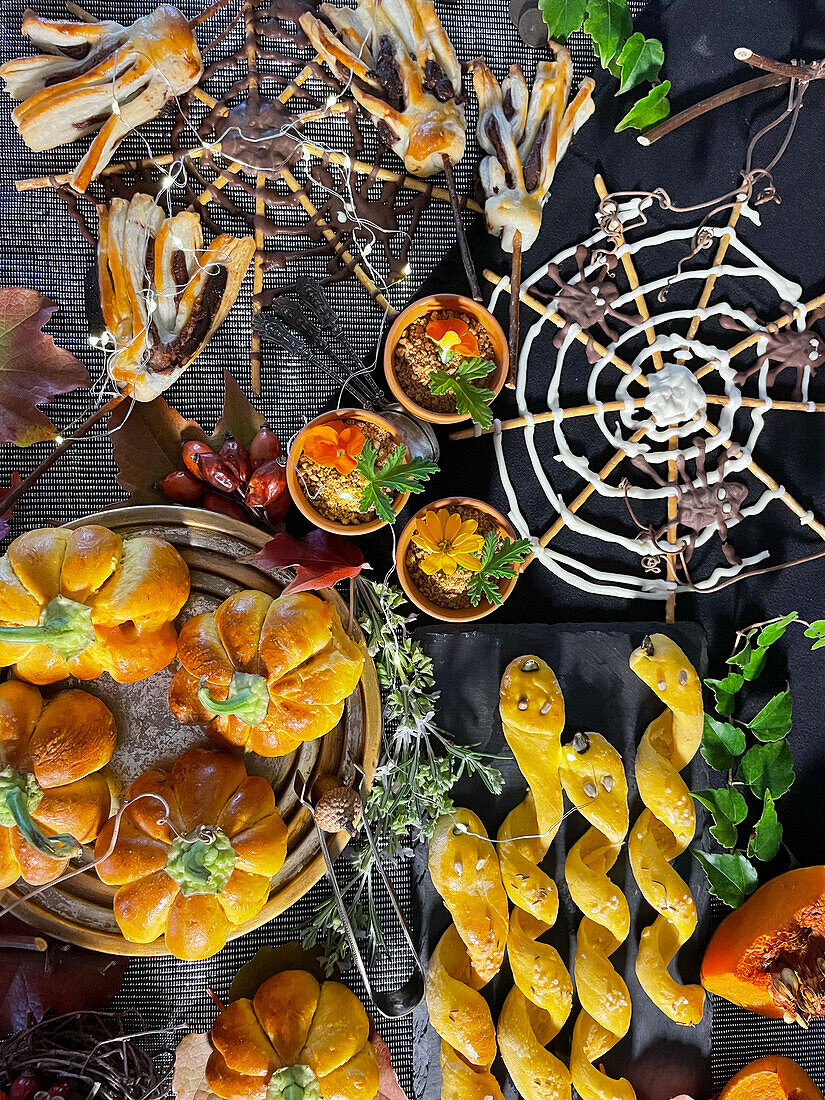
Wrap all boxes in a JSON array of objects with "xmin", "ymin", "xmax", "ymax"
[
  {"xmin": 539, "ymin": 0, "xmax": 669, "ymax": 133},
  {"xmin": 430, "ymin": 356, "xmax": 497, "ymax": 429},
  {"xmin": 301, "ymin": 578, "xmax": 503, "ymax": 972},
  {"xmin": 692, "ymin": 612, "xmax": 825, "ymax": 908},
  {"xmin": 467, "ymin": 533, "xmax": 532, "ymax": 606},
  {"xmin": 355, "ymin": 441, "xmax": 438, "ymax": 523}
]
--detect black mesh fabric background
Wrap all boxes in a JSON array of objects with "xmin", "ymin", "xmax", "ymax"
[
  {"xmin": 4, "ymin": 0, "xmax": 825, "ymax": 1094},
  {"xmin": 0, "ymin": 0, "xmax": 634, "ymax": 1094}
]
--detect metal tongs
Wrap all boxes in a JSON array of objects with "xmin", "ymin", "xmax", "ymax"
[
  {"xmin": 294, "ymin": 764, "xmax": 426, "ymax": 1018},
  {"xmin": 254, "ymin": 277, "xmax": 387, "ymax": 410}
]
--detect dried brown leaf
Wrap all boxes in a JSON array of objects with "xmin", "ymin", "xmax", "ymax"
[
  {"xmin": 109, "ymin": 396, "xmax": 208, "ymax": 505},
  {"xmin": 0, "ymin": 288, "xmax": 90, "ymax": 446},
  {"xmin": 212, "ymin": 370, "xmax": 265, "ymax": 449},
  {"xmin": 172, "ymin": 1032, "xmax": 217, "ymax": 1100}
]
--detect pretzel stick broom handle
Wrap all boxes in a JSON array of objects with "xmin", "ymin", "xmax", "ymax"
[
  {"xmin": 507, "ymin": 230, "xmax": 522, "ymax": 388},
  {"xmin": 442, "ymin": 154, "xmax": 482, "ymax": 301}
]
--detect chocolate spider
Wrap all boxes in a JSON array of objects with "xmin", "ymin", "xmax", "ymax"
[
  {"xmin": 721, "ymin": 304, "xmax": 825, "ymax": 399},
  {"xmin": 537, "ymin": 246, "xmax": 644, "ymax": 362},
  {"xmin": 630, "ymin": 437, "xmax": 748, "ymax": 567}
]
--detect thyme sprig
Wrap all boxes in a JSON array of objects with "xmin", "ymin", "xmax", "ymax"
[{"xmin": 301, "ymin": 578, "xmax": 503, "ymax": 972}]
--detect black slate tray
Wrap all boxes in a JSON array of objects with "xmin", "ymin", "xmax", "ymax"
[{"xmin": 411, "ymin": 621, "xmax": 712, "ymax": 1100}]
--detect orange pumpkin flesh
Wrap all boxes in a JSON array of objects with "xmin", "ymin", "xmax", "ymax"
[
  {"xmin": 718, "ymin": 1057, "xmax": 823, "ymax": 1100},
  {"xmin": 702, "ymin": 867, "xmax": 825, "ymax": 1025}
]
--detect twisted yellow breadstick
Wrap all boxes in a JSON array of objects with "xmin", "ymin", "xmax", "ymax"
[
  {"xmin": 561, "ymin": 732, "xmax": 634, "ymax": 1100},
  {"xmin": 427, "ymin": 808, "xmax": 509, "ymax": 1099},
  {"xmin": 497, "ymin": 655, "xmax": 573, "ymax": 1100},
  {"xmin": 629, "ymin": 633, "xmax": 705, "ymax": 1026}
]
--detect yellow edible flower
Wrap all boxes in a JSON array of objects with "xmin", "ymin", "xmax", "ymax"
[{"xmin": 411, "ymin": 508, "xmax": 485, "ymax": 576}]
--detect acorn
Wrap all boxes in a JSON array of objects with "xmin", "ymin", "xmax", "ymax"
[{"xmin": 312, "ymin": 777, "xmax": 361, "ymax": 836}]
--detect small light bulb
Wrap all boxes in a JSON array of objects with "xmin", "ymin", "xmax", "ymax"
[
  {"xmin": 88, "ymin": 334, "xmax": 99, "ymax": 347},
  {"xmin": 401, "ymin": 262, "xmax": 412, "ymax": 278},
  {"xmin": 111, "ymin": 100, "xmax": 121, "ymax": 115},
  {"xmin": 54, "ymin": 434, "xmax": 64, "ymax": 446},
  {"xmin": 147, "ymin": 299, "xmax": 157, "ymax": 314},
  {"xmin": 325, "ymin": 94, "xmax": 337, "ymax": 108},
  {"xmin": 301, "ymin": 145, "xmax": 312, "ymax": 162},
  {"xmin": 160, "ymin": 174, "xmax": 175, "ymax": 189},
  {"xmin": 342, "ymin": 154, "xmax": 352, "ymax": 170},
  {"xmin": 362, "ymin": 243, "xmax": 373, "ymax": 257}
]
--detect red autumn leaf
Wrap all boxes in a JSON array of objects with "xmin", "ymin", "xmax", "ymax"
[
  {"xmin": 0, "ymin": 472, "xmax": 22, "ymax": 540},
  {"xmin": 245, "ymin": 529, "xmax": 367, "ymax": 595},
  {"xmin": 0, "ymin": 288, "xmax": 90, "ymax": 446},
  {"xmin": 0, "ymin": 915, "xmax": 127, "ymax": 1033},
  {"xmin": 369, "ymin": 1027, "xmax": 408, "ymax": 1100},
  {"xmin": 109, "ymin": 394, "xmax": 208, "ymax": 505}
]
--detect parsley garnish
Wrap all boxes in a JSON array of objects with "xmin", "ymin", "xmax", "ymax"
[
  {"xmin": 430, "ymin": 356, "xmax": 497, "ymax": 428},
  {"xmin": 466, "ymin": 533, "xmax": 532, "ymax": 607},
  {"xmin": 355, "ymin": 441, "xmax": 438, "ymax": 523}
]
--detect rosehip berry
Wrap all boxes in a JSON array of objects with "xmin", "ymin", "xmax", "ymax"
[
  {"xmin": 219, "ymin": 436, "xmax": 252, "ymax": 484},
  {"xmin": 157, "ymin": 469, "xmax": 203, "ymax": 504},
  {"xmin": 245, "ymin": 460, "xmax": 286, "ymax": 508},
  {"xmin": 47, "ymin": 1082, "xmax": 74, "ymax": 1099},
  {"xmin": 10, "ymin": 1075, "xmax": 40, "ymax": 1100},
  {"xmin": 202, "ymin": 491, "xmax": 248, "ymax": 522},
  {"xmin": 181, "ymin": 439, "xmax": 216, "ymax": 479},
  {"xmin": 249, "ymin": 426, "xmax": 282, "ymax": 470},
  {"xmin": 193, "ymin": 453, "xmax": 242, "ymax": 494},
  {"xmin": 265, "ymin": 494, "xmax": 291, "ymax": 526}
]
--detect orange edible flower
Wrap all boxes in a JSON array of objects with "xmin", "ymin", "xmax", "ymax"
[
  {"xmin": 426, "ymin": 316, "xmax": 480, "ymax": 360},
  {"xmin": 303, "ymin": 422, "xmax": 366, "ymax": 475},
  {"xmin": 411, "ymin": 508, "xmax": 485, "ymax": 576}
]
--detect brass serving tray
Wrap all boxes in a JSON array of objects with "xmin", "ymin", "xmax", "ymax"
[{"xmin": 0, "ymin": 506, "xmax": 382, "ymax": 955}]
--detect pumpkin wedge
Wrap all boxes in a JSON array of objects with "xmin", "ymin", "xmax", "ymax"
[
  {"xmin": 0, "ymin": 681, "xmax": 116, "ymax": 886},
  {"xmin": 718, "ymin": 1056, "xmax": 823, "ymax": 1100},
  {"xmin": 702, "ymin": 866, "xmax": 825, "ymax": 1025}
]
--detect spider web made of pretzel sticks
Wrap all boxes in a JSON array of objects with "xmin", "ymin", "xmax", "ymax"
[
  {"xmin": 45, "ymin": 0, "xmax": 474, "ymax": 391},
  {"xmin": 481, "ymin": 193, "xmax": 825, "ymax": 603}
]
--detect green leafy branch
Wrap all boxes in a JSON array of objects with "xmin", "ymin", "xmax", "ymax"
[
  {"xmin": 430, "ymin": 355, "xmax": 497, "ymax": 429},
  {"xmin": 300, "ymin": 579, "xmax": 503, "ymax": 972},
  {"xmin": 466, "ymin": 533, "xmax": 532, "ymax": 607},
  {"xmin": 539, "ymin": 0, "xmax": 670, "ymax": 132},
  {"xmin": 691, "ymin": 612, "xmax": 824, "ymax": 908},
  {"xmin": 355, "ymin": 441, "xmax": 438, "ymax": 524}
]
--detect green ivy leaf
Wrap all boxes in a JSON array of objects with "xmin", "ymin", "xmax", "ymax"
[
  {"xmin": 691, "ymin": 848, "xmax": 759, "ymax": 909},
  {"xmin": 584, "ymin": 0, "xmax": 633, "ymax": 69},
  {"xmin": 616, "ymin": 33, "xmax": 664, "ymax": 94},
  {"xmin": 728, "ymin": 642, "xmax": 768, "ymax": 682},
  {"xmin": 704, "ymin": 672, "xmax": 744, "ymax": 717},
  {"xmin": 747, "ymin": 687, "xmax": 792, "ymax": 743},
  {"xmin": 537, "ymin": 0, "xmax": 588, "ymax": 39},
  {"xmin": 804, "ymin": 620, "xmax": 825, "ymax": 650},
  {"xmin": 741, "ymin": 739, "xmax": 795, "ymax": 800},
  {"xmin": 615, "ymin": 80, "xmax": 671, "ymax": 133},
  {"xmin": 747, "ymin": 792, "xmax": 783, "ymax": 862},
  {"xmin": 693, "ymin": 786, "xmax": 748, "ymax": 850},
  {"xmin": 756, "ymin": 612, "xmax": 798, "ymax": 648},
  {"xmin": 701, "ymin": 715, "xmax": 746, "ymax": 772}
]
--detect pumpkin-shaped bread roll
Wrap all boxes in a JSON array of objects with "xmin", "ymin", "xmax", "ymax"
[
  {"xmin": 0, "ymin": 681, "xmax": 116, "ymax": 887},
  {"xmin": 207, "ymin": 970, "xmax": 379, "ymax": 1100},
  {"xmin": 0, "ymin": 525, "xmax": 190, "ymax": 684},
  {"xmin": 169, "ymin": 590, "xmax": 365, "ymax": 757},
  {"xmin": 95, "ymin": 748, "xmax": 287, "ymax": 960}
]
